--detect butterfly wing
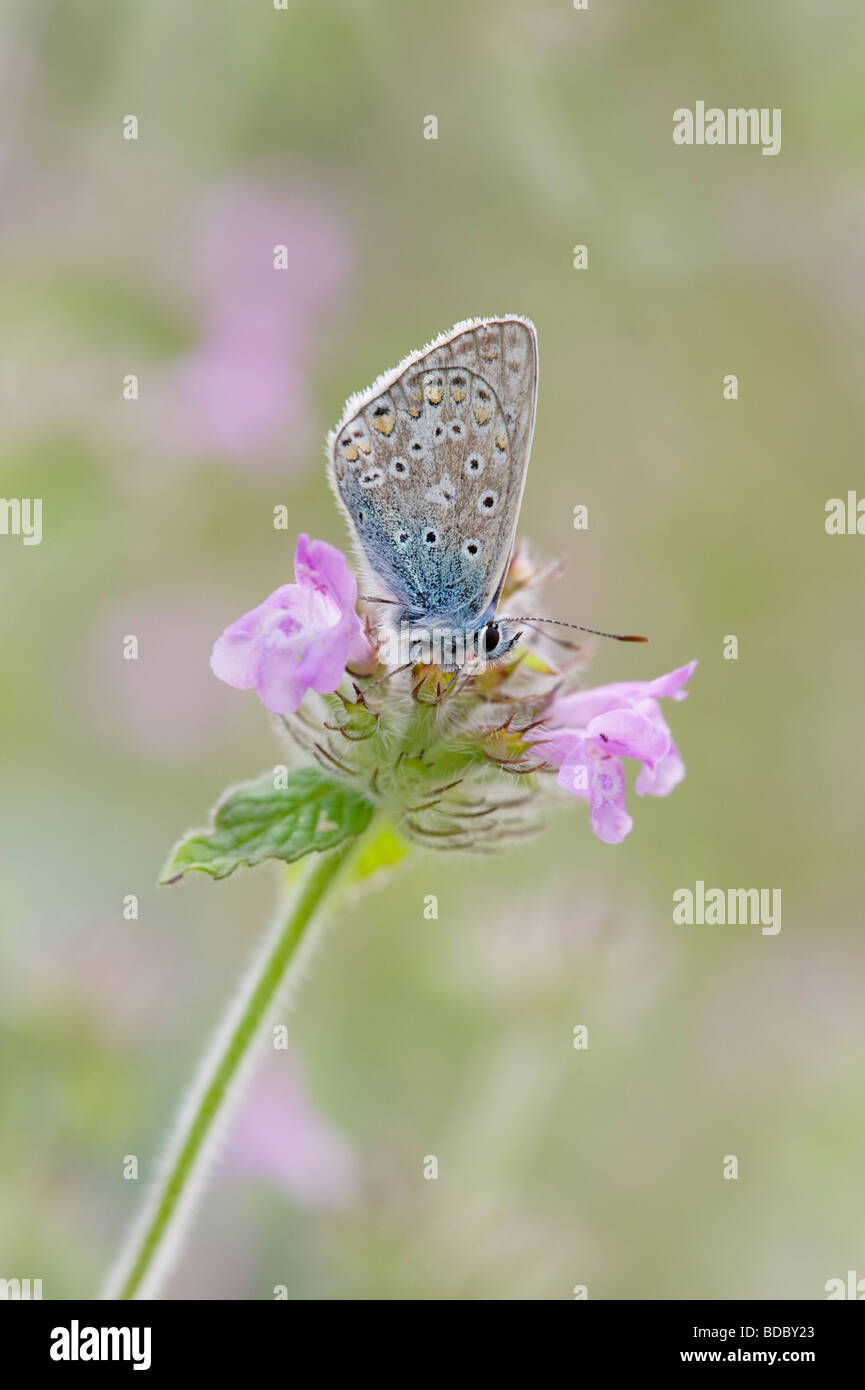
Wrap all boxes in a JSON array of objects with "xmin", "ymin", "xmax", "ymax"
[{"xmin": 327, "ymin": 316, "xmax": 538, "ymax": 629}]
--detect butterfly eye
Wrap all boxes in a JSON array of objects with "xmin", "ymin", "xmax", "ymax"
[{"xmin": 483, "ymin": 622, "xmax": 500, "ymax": 655}]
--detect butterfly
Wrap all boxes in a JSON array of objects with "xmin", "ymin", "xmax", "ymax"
[{"xmin": 327, "ymin": 316, "xmax": 538, "ymax": 668}]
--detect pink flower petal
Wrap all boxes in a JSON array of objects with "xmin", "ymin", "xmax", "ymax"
[
  {"xmin": 556, "ymin": 733, "xmax": 591, "ymax": 800},
  {"xmin": 540, "ymin": 727, "xmax": 586, "ymax": 770},
  {"xmin": 531, "ymin": 661, "xmax": 695, "ymax": 843},
  {"xmin": 635, "ymin": 743, "xmax": 685, "ymax": 797},
  {"xmin": 210, "ymin": 537, "xmax": 371, "ymax": 715},
  {"xmin": 586, "ymin": 706, "xmax": 671, "ymax": 768},
  {"xmin": 588, "ymin": 752, "xmax": 633, "ymax": 844},
  {"xmin": 549, "ymin": 659, "xmax": 697, "ymax": 729}
]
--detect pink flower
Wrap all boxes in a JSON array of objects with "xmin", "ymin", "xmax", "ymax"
[
  {"xmin": 532, "ymin": 660, "xmax": 697, "ymax": 845},
  {"xmin": 210, "ymin": 535, "xmax": 373, "ymax": 715},
  {"xmin": 153, "ymin": 180, "xmax": 349, "ymax": 470},
  {"xmin": 222, "ymin": 1054, "xmax": 357, "ymax": 1209}
]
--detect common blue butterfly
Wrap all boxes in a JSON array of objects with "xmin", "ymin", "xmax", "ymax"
[{"xmin": 327, "ymin": 316, "xmax": 538, "ymax": 667}]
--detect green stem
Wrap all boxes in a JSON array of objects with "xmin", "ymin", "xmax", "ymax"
[{"xmin": 105, "ymin": 840, "xmax": 357, "ymax": 1301}]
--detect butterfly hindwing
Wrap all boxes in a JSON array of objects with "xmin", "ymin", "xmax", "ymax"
[{"xmin": 327, "ymin": 316, "xmax": 538, "ymax": 628}]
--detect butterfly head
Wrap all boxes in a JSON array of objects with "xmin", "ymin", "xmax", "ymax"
[
  {"xmin": 399, "ymin": 616, "xmax": 523, "ymax": 670},
  {"xmin": 477, "ymin": 618, "xmax": 522, "ymax": 665}
]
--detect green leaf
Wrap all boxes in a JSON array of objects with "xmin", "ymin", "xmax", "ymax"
[{"xmin": 160, "ymin": 768, "xmax": 374, "ymax": 884}]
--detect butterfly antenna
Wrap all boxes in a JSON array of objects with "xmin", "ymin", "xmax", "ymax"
[
  {"xmin": 500, "ymin": 616, "xmax": 648, "ymax": 643},
  {"xmin": 517, "ymin": 620, "xmax": 583, "ymax": 652}
]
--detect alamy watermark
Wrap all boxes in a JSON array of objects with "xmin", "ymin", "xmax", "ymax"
[
  {"xmin": 378, "ymin": 621, "xmax": 494, "ymax": 670},
  {"xmin": 673, "ymin": 103, "xmax": 781, "ymax": 157},
  {"xmin": 0, "ymin": 497, "xmax": 42, "ymax": 545},
  {"xmin": 50, "ymin": 1321, "xmax": 151, "ymax": 1370},
  {"xmin": 0, "ymin": 1277, "xmax": 42, "ymax": 1299},
  {"xmin": 825, "ymin": 492, "xmax": 865, "ymax": 534},
  {"xmin": 673, "ymin": 880, "xmax": 782, "ymax": 935},
  {"xmin": 826, "ymin": 1270, "xmax": 865, "ymax": 1299}
]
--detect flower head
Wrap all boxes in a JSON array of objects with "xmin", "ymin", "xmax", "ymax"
[
  {"xmin": 210, "ymin": 536, "xmax": 695, "ymax": 850},
  {"xmin": 211, "ymin": 534, "xmax": 373, "ymax": 715}
]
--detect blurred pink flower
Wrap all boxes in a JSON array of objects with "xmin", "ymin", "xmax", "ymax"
[
  {"xmin": 172, "ymin": 343, "xmax": 304, "ymax": 458},
  {"xmin": 157, "ymin": 178, "xmax": 348, "ymax": 468},
  {"xmin": 530, "ymin": 660, "xmax": 697, "ymax": 844},
  {"xmin": 211, "ymin": 534, "xmax": 373, "ymax": 714},
  {"xmin": 222, "ymin": 1053, "xmax": 357, "ymax": 1208}
]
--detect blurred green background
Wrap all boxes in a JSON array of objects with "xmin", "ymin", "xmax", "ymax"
[{"xmin": 2, "ymin": 0, "xmax": 864, "ymax": 1299}]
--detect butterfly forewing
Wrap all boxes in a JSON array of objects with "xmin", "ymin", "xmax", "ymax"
[{"xmin": 328, "ymin": 316, "xmax": 538, "ymax": 630}]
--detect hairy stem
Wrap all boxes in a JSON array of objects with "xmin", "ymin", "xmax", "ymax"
[{"xmin": 103, "ymin": 840, "xmax": 358, "ymax": 1300}]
